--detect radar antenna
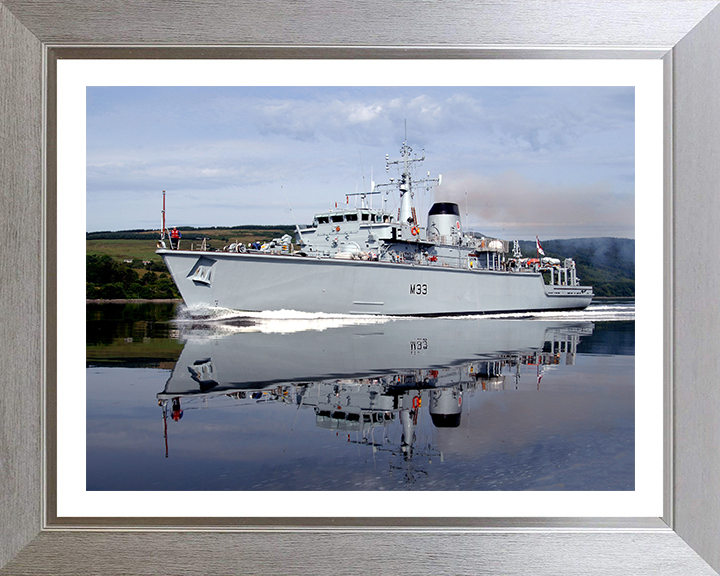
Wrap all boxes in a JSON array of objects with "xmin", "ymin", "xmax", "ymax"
[{"xmin": 376, "ymin": 132, "xmax": 441, "ymax": 227}]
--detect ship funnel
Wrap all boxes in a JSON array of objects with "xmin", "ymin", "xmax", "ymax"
[
  {"xmin": 427, "ymin": 203, "xmax": 462, "ymax": 240},
  {"xmin": 429, "ymin": 388, "xmax": 463, "ymax": 428}
]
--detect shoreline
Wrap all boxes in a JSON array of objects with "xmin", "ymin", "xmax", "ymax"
[
  {"xmin": 592, "ymin": 296, "xmax": 635, "ymax": 300},
  {"xmin": 86, "ymin": 298, "xmax": 182, "ymax": 304}
]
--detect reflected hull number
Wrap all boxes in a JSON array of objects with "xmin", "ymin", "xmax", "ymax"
[
  {"xmin": 410, "ymin": 338, "xmax": 428, "ymax": 355},
  {"xmin": 410, "ymin": 283, "xmax": 428, "ymax": 295}
]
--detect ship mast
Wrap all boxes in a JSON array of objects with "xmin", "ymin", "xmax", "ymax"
[
  {"xmin": 377, "ymin": 136, "xmax": 441, "ymax": 227},
  {"xmin": 161, "ymin": 190, "xmax": 166, "ymax": 240}
]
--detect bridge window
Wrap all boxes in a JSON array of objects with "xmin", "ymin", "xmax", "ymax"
[
  {"xmin": 331, "ymin": 214, "xmax": 344, "ymax": 223},
  {"xmin": 361, "ymin": 212, "xmax": 369, "ymax": 221},
  {"xmin": 317, "ymin": 216, "xmax": 329, "ymax": 224},
  {"xmin": 346, "ymin": 213, "xmax": 358, "ymax": 222}
]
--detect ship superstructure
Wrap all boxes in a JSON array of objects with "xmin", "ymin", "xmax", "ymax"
[{"xmin": 158, "ymin": 139, "xmax": 593, "ymax": 315}]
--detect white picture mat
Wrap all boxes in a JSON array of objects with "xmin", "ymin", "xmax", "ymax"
[{"xmin": 57, "ymin": 59, "xmax": 663, "ymax": 517}]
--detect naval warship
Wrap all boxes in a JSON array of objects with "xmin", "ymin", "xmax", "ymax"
[{"xmin": 158, "ymin": 140, "xmax": 593, "ymax": 315}]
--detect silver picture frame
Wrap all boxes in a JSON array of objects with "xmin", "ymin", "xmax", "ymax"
[{"xmin": 2, "ymin": 1, "xmax": 720, "ymax": 573}]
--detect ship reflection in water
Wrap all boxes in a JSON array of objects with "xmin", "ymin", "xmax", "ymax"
[{"xmin": 144, "ymin": 315, "xmax": 633, "ymax": 491}]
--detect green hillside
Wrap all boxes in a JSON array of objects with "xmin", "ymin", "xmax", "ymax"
[
  {"xmin": 518, "ymin": 237, "xmax": 634, "ymax": 297},
  {"xmin": 86, "ymin": 238, "xmax": 165, "ymax": 263}
]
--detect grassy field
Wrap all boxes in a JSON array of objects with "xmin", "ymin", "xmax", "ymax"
[
  {"xmin": 86, "ymin": 239, "xmax": 164, "ymax": 262},
  {"xmin": 86, "ymin": 227, "xmax": 294, "ymax": 262}
]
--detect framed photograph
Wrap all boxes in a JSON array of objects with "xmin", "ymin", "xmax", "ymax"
[
  {"xmin": 69, "ymin": 61, "xmax": 659, "ymax": 512},
  {"xmin": 2, "ymin": 1, "xmax": 720, "ymax": 574}
]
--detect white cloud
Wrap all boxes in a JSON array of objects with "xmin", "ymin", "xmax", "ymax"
[{"xmin": 86, "ymin": 86, "xmax": 635, "ymax": 236}]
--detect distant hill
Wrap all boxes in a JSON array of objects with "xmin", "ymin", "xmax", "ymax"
[{"xmin": 518, "ymin": 237, "xmax": 634, "ymax": 297}]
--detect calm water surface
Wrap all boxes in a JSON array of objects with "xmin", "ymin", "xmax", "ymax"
[{"xmin": 86, "ymin": 301, "xmax": 635, "ymax": 491}]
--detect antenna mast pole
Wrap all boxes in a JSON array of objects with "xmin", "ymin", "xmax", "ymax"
[
  {"xmin": 282, "ymin": 186, "xmax": 305, "ymax": 244},
  {"xmin": 377, "ymin": 124, "xmax": 440, "ymax": 227},
  {"xmin": 161, "ymin": 190, "xmax": 166, "ymax": 239}
]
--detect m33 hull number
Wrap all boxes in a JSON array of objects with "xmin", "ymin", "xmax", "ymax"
[{"xmin": 410, "ymin": 283, "xmax": 428, "ymax": 295}]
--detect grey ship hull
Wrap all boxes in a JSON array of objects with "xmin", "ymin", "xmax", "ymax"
[{"xmin": 159, "ymin": 249, "xmax": 593, "ymax": 315}]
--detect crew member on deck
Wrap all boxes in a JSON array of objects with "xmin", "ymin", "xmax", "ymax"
[{"xmin": 170, "ymin": 227, "xmax": 181, "ymax": 250}]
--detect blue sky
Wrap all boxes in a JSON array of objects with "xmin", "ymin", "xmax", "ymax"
[{"xmin": 86, "ymin": 86, "xmax": 635, "ymax": 239}]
